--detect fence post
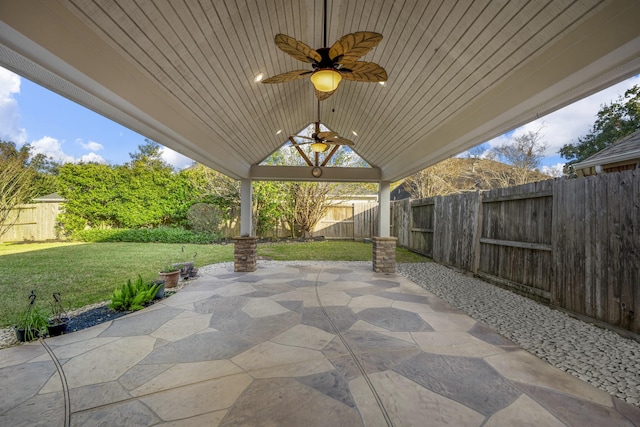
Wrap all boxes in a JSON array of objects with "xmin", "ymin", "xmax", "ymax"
[{"xmin": 472, "ymin": 191, "xmax": 483, "ymax": 275}]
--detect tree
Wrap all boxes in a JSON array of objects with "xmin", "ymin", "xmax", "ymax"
[
  {"xmin": 57, "ymin": 142, "xmax": 200, "ymax": 234},
  {"xmin": 181, "ymin": 164, "xmax": 240, "ymax": 212},
  {"xmin": 252, "ymin": 181, "xmax": 288, "ymax": 237},
  {"xmin": 0, "ymin": 143, "xmax": 39, "ymax": 238},
  {"xmin": 262, "ymin": 142, "xmax": 373, "ymax": 238},
  {"xmin": 559, "ymin": 85, "xmax": 640, "ymax": 167},
  {"xmin": 402, "ymin": 157, "xmax": 550, "ymax": 199},
  {"xmin": 283, "ymin": 182, "xmax": 333, "ymax": 238},
  {"xmin": 57, "ymin": 162, "xmax": 119, "ymax": 232},
  {"xmin": 403, "ymin": 159, "xmax": 472, "ymax": 199},
  {"xmin": 128, "ymin": 139, "xmax": 172, "ymax": 170},
  {"xmin": 491, "ymin": 128, "xmax": 548, "ymax": 184}
]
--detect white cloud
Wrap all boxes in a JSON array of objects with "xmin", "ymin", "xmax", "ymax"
[
  {"xmin": 31, "ymin": 136, "xmax": 75, "ymax": 163},
  {"xmin": 483, "ymin": 75, "xmax": 640, "ymax": 160},
  {"xmin": 76, "ymin": 138, "xmax": 104, "ymax": 152},
  {"xmin": 540, "ymin": 163, "xmax": 565, "ymax": 177},
  {"xmin": 79, "ymin": 152, "xmax": 107, "ymax": 163},
  {"xmin": 0, "ymin": 67, "xmax": 27, "ymax": 144},
  {"xmin": 30, "ymin": 136, "xmax": 106, "ymax": 164},
  {"xmin": 161, "ymin": 146, "xmax": 194, "ymax": 170}
]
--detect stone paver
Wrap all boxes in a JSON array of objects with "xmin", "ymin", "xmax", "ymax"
[{"xmin": 1, "ymin": 262, "xmax": 639, "ymax": 426}]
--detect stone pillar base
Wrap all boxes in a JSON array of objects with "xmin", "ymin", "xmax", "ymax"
[
  {"xmin": 372, "ymin": 237, "xmax": 397, "ymax": 273},
  {"xmin": 233, "ymin": 236, "xmax": 257, "ymax": 272}
]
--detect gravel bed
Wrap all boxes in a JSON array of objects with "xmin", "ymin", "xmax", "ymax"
[{"xmin": 396, "ymin": 262, "xmax": 640, "ymax": 407}]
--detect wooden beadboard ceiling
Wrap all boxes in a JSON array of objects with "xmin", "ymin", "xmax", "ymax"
[{"xmin": 1, "ymin": 0, "xmax": 640, "ymax": 181}]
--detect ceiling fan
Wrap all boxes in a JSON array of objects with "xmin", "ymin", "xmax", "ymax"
[
  {"xmin": 261, "ymin": 0, "xmax": 387, "ymax": 100},
  {"xmin": 288, "ymin": 101, "xmax": 354, "ymax": 167}
]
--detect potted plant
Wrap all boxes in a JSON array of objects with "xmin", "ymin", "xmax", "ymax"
[
  {"xmin": 15, "ymin": 290, "xmax": 50, "ymax": 342},
  {"xmin": 48, "ymin": 292, "xmax": 69, "ymax": 336},
  {"xmin": 175, "ymin": 248, "xmax": 198, "ymax": 279},
  {"xmin": 159, "ymin": 263, "xmax": 180, "ymax": 289}
]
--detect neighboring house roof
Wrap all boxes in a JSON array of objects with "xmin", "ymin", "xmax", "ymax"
[
  {"xmin": 32, "ymin": 193, "xmax": 66, "ymax": 203},
  {"xmin": 573, "ymin": 129, "xmax": 640, "ymax": 176},
  {"xmin": 390, "ymin": 183, "xmax": 411, "ymax": 201}
]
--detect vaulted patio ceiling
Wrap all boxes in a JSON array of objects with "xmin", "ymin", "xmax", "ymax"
[{"xmin": 1, "ymin": 0, "xmax": 639, "ymax": 182}]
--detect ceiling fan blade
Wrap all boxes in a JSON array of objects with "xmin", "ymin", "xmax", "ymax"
[
  {"xmin": 317, "ymin": 131, "xmax": 339, "ymax": 141},
  {"xmin": 315, "ymin": 88, "xmax": 336, "ymax": 101},
  {"xmin": 329, "ymin": 31, "xmax": 383, "ymax": 64},
  {"xmin": 274, "ymin": 34, "xmax": 322, "ymax": 64},
  {"xmin": 262, "ymin": 70, "xmax": 313, "ymax": 84},
  {"xmin": 340, "ymin": 61, "xmax": 387, "ymax": 82},
  {"xmin": 332, "ymin": 137, "xmax": 354, "ymax": 146}
]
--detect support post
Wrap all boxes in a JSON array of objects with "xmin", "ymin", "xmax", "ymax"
[
  {"xmin": 235, "ymin": 179, "xmax": 257, "ymax": 272},
  {"xmin": 372, "ymin": 236, "xmax": 398, "ymax": 273},
  {"xmin": 233, "ymin": 236, "xmax": 257, "ymax": 272},
  {"xmin": 378, "ymin": 181, "xmax": 391, "ymax": 237},
  {"xmin": 240, "ymin": 178, "xmax": 252, "ymax": 236},
  {"xmin": 373, "ymin": 181, "xmax": 396, "ymax": 273}
]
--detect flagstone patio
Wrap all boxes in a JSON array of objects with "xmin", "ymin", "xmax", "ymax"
[{"xmin": 1, "ymin": 263, "xmax": 639, "ymax": 426}]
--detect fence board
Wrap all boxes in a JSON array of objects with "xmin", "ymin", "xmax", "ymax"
[
  {"xmin": 0, "ymin": 203, "xmax": 65, "ymax": 242},
  {"xmin": 354, "ymin": 203, "xmax": 378, "ymax": 240},
  {"xmin": 408, "ymin": 198, "xmax": 434, "ymax": 256},
  {"xmin": 433, "ymin": 192, "xmax": 478, "ymax": 270},
  {"xmin": 390, "ymin": 199, "xmax": 408, "ymax": 246},
  {"xmin": 607, "ymin": 173, "xmax": 622, "ymax": 326},
  {"xmin": 633, "ymin": 170, "xmax": 640, "ymax": 332},
  {"xmin": 550, "ymin": 170, "xmax": 639, "ymax": 333},
  {"xmin": 477, "ymin": 181, "xmax": 553, "ymax": 295},
  {"xmin": 619, "ymin": 172, "xmax": 636, "ymax": 331},
  {"xmin": 316, "ymin": 205, "xmax": 354, "ymax": 239}
]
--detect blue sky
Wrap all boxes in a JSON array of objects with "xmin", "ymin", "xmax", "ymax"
[{"xmin": 1, "ymin": 65, "xmax": 639, "ymax": 176}]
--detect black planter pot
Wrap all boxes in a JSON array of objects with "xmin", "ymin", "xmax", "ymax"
[
  {"xmin": 152, "ymin": 281, "xmax": 166, "ymax": 299},
  {"xmin": 47, "ymin": 320, "xmax": 69, "ymax": 337},
  {"xmin": 15, "ymin": 327, "xmax": 40, "ymax": 342},
  {"xmin": 175, "ymin": 261, "xmax": 195, "ymax": 279}
]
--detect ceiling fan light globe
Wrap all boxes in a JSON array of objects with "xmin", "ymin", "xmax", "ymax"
[
  {"xmin": 311, "ymin": 142, "xmax": 329, "ymax": 152},
  {"xmin": 310, "ymin": 69, "xmax": 342, "ymax": 92}
]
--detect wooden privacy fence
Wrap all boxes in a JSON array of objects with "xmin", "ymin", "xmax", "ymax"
[
  {"xmin": 219, "ymin": 202, "xmax": 379, "ymax": 240},
  {"xmin": 391, "ymin": 170, "xmax": 640, "ymax": 334},
  {"xmin": 0, "ymin": 202, "xmax": 65, "ymax": 243},
  {"xmin": 315, "ymin": 203, "xmax": 378, "ymax": 240}
]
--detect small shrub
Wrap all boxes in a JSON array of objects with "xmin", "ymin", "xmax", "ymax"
[
  {"xmin": 187, "ymin": 203, "xmax": 224, "ymax": 233},
  {"xmin": 108, "ymin": 275, "xmax": 161, "ymax": 312},
  {"xmin": 73, "ymin": 226, "xmax": 220, "ymax": 244}
]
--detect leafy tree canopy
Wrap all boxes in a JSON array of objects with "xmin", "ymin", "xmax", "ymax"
[
  {"xmin": 57, "ymin": 141, "xmax": 200, "ymax": 235},
  {"xmin": 559, "ymin": 85, "xmax": 640, "ymax": 166},
  {"xmin": 128, "ymin": 139, "xmax": 173, "ymax": 171}
]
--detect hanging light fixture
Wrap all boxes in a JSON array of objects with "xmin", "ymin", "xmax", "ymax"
[
  {"xmin": 310, "ymin": 0, "xmax": 341, "ymax": 93},
  {"xmin": 310, "ymin": 69, "xmax": 342, "ymax": 92},
  {"xmin": 310, "ymin": 141, "xmax": 329, "ymax": 152}
]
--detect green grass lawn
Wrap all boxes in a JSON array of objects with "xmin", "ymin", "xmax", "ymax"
[{"xmin": 0, "ymin": 240, "xmax": 428, "ymax": 327}]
